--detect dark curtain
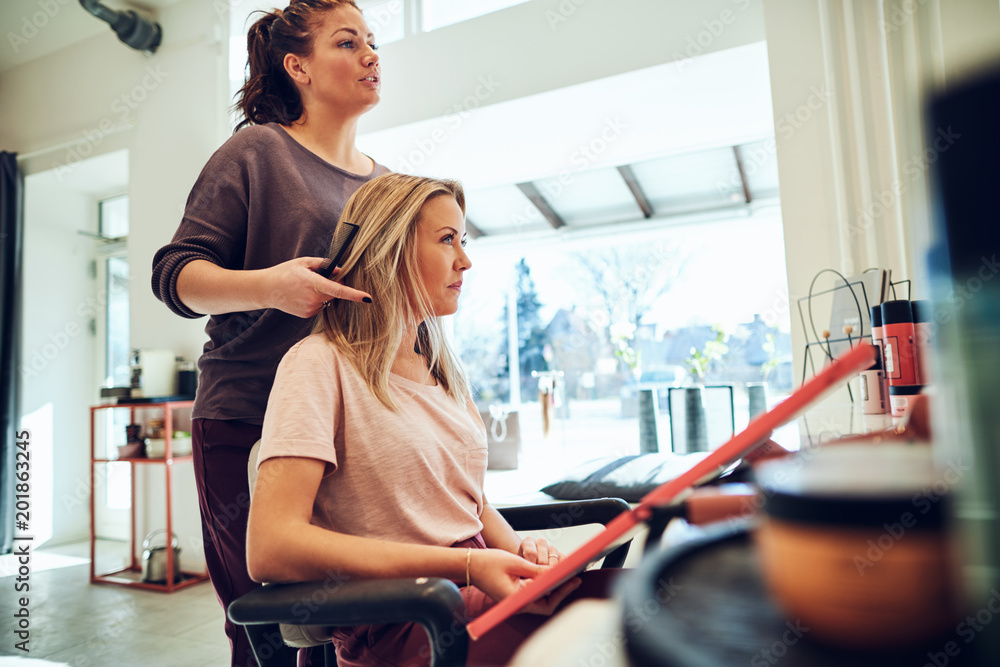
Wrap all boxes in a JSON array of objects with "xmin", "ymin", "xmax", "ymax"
[{"xmin": 0, "ymin": 152, "xmax": 23, "ymax": 556}]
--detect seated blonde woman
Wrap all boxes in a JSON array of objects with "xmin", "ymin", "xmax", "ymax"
[{"xmin": 247, "ymin": 173, "xmax": 615, "ymax": 667}]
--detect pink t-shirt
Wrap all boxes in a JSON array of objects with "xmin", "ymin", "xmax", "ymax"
[{"xmin": 259, "ymin": 334, "xmax": 488, "ymax": 547}]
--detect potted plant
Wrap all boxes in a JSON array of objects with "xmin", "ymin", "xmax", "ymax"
[
  {"xmin": 610, "ymin": 321, "xmax": 642, "ymax": 382},
  {"xmin": 748, "ymin": 332, "xmax": 780, "ymax": 418},
  {"xmin": 684, "ymin": 326, "xmax": 729, "ymax": 384},
  {"xmin": 677, "ymin": 327, "xmax": 730, "ymax": 453},
  {"xmin": 611, "ymin": 322, "xmax": 659, "ymax": 453}
]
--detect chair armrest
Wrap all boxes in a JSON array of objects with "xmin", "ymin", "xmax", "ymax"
[
  {"xmin": 228, "ymin": 578, "xmax": 468, "ymax": 667},
  {"xmin": 498, "ymin": 497, "xmax": 632, "ymax": 569},
  {"xmin": 497, "ymin": 497, "xmax": 630, "ymax": 531}
]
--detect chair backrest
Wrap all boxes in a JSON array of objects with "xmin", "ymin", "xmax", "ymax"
[
  {"xmin": 248, "ymin": 440, "xmax": 262, "ymax": 496},
  {"xmin": 246, "ymin": 439, "xmax": 335, "ymax": 653}
]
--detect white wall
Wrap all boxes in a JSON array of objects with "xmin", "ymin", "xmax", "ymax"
[
  {"xmin": 2, "ymin": 0, "xmax": 228, "ymax": 558},
  {"xmin": 2, "ymin": 0, "xmax": 230, "ymax": 363},
  {"xmin": 761, "ymin": 0, "xmax": 1000, "ymax": 373},
  {"xmin": 20, "ymin": 174, "xmax": 100, "ymax": 545},
  {"xmin": 362, "ymin": 0, "xmax": 768, "ymax": 133},
  {"xmin": 360, "ymin": 41, "xmax": 775, "ymax": 188}
]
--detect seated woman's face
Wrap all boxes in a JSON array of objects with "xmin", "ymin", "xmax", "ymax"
[{"xmin": 413, "ymin": 195, "xmax": 472, "ymax": 317}]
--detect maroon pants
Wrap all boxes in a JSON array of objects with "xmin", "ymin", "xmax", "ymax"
[
  {"xmin": 193, "ymin": 418, "xmax": 312, "ymax": 667},
  {"xmin": 330, "ymin": 534, "xmax": 621, "ymax": 667}
]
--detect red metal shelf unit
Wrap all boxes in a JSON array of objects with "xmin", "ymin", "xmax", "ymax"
[{"xmin": 89, "ymin": 400, "xmax": 208, "ymax": 593}]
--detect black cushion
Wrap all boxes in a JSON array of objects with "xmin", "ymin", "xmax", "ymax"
[{"xmin": 540, "ymin": 452, "xmax": 735, "ymax": 503}]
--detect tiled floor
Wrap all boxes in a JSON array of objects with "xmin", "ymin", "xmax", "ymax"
[{"xmin": 0, "ymin": 540, "xmax": 230, "ymax": 666}]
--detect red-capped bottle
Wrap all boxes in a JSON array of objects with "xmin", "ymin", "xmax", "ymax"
[{"xmin": 880, "ymin": 300, "xmax": 918, "ymax": 387}]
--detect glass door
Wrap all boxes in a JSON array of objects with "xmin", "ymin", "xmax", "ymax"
[{"xmin": 94, "ymin": 196, "xmax": 131, "ymax": 540}]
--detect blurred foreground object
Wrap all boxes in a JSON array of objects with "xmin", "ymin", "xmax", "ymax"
[{"xmin": 926, "ymin": 64, "xmax": 1000, "ymax": 665}]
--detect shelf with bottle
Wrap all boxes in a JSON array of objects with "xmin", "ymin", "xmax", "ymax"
[{"xmin": 89, "ymin": 399, "xmax": 207, "ymax": 592}]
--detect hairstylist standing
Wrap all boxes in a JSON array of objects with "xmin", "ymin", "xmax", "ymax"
[{"xmin": 151, "ymin": 2, "xmax": 386, "ymax": 664}]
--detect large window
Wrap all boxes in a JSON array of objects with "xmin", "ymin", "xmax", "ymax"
[
  {"xmin": 230, "ymin": 0, "xmax": 532, "ymax": 105},
  {"xmin": 99, "ymin": 195, "xmax": 130, "ymax": 388},
  {"xmin": 420, "ymin": 0, "xmax": 532, "ymax": 31},
  {"xmin": 453, "ymin": 213, "xmax": 792, "ymax": 463},
  {"xmin": 97, "ymin": 195, "xmax": 131, "ymax": 514}
]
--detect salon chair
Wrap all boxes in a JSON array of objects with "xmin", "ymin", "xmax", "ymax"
[{"xmin": 228, "ymin": 442, "xmax": 632, "ymax": 667}]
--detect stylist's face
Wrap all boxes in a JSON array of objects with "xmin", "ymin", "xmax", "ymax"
[
  {"xmin": 414, "ymin": 196, "xmax": 471, "ymax": 317},
  {"xmin": 297, "ymin": 6, "xmax": 380, "ymax": 113}
]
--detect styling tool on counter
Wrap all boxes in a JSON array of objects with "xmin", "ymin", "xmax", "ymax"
[{"xmin": 880, "ymin": 300, "xmax": 918, "ymax": 387}]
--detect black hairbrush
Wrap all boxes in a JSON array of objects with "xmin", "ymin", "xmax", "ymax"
[{"xmin": 316, "ymin": 222, "xmax": 359, "ymax": 279}]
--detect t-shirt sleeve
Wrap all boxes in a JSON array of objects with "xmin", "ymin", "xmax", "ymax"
[
  {"xmin": 150, "ymin": 136, "xmax": 253, "ymax": 318},
  {"xmin": 259, "ymin": 337, "xmax": 340, "ymax": 473}
]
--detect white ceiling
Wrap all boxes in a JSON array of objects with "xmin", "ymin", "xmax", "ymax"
[
  {"xmin": 7, "ymin": 1, "xmax": 781, "ymax": 243},
  {"xmin": 358, "ymin": 41, "xmax": 779, "ymax": 240},
  {"xmin": 0, "ymin": 0, "xmax": 181, "ymax": 72},
  {"xmin": 25, "ymin": 148, "xmax": 128, "ymax": 198}
]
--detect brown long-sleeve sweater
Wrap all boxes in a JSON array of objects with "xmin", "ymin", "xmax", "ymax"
[{"xmin": 151, "ymin": 123, "xmax": 388, "ymax": 423}]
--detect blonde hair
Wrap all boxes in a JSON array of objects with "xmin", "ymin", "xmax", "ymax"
[{"xmin": 314, "ymin": 173, "xmax": 469, "ymax": 410}]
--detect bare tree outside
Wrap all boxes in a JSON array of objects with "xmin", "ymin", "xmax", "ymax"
[{"xmin": 566, "ymin": 240, "xmax": 690, "ymax": 367}]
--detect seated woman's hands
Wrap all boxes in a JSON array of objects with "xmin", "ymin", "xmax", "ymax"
[
  {"xmin": 469, "ymin": 548, "xmax": 581, "ymax": 616},
  {"xmin": 516, "ymin": 536, "xmax": 564, "ymax": 566}
]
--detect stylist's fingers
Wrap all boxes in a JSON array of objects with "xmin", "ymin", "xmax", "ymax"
[
  {"xmin": 265, "ymin": 258, "xmax": 372, "ymax": 317},
  {"xmin": 314, "ymin": 279, "xmax": 373, "ymax": 305},
  {"xmin": 299, "ymin": 257, "xmax": 373, "ymax": 305}
]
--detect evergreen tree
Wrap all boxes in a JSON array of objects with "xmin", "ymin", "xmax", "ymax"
[{"xmin": 499, "ymin": 259, "xmax": 550, "ymax": 398}]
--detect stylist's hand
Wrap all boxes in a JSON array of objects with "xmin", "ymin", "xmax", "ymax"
[
  {"xmin": 470, "ymin": 548, "xmax": 581, "ymax": 616},
  {"xmin": 263, "ymin": 257, "xmax": 372, "ymax": 317}
]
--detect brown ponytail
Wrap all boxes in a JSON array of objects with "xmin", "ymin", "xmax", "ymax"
[{"xmin": 233, "ymin": 0, "xmax": 360, "ymax": 132}]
